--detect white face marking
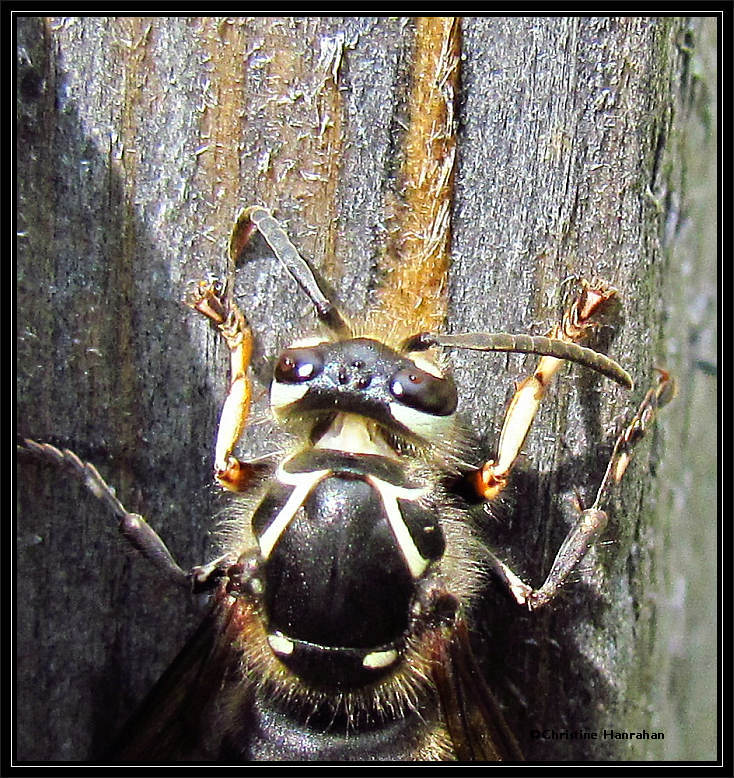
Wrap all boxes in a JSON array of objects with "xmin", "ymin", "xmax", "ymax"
[
  {"xmin": 288, "ymin": 336, "xmax": 328, "ymax": 348},
  {"xmin": 366, "ymin": 475, "xmax": 431, "ymax": 579},
  {"xmin": 362, "ymin": 648, "xmax": 399, "ymax": 669},
  {"xmin": 409, "ymin": 353, "xmax": 444, "ymax": 378},
  {"xmin": 314, "ymin": 413, "xmax": 396, "ymax": 458},
  {"xmin": 267, "ymin": 633, "xmax": 295, "ymax": 656},
  {"xmin": 388, "ymin": 401, "xmax": 455, "ymax": 440},
  {"xmin": 270, "ymin": 380, "xmax": 309, "ymax": 414}
]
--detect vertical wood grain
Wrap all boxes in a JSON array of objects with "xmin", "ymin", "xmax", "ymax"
[{"xmin": 16, "ymin": 15, "xmax": 711, "ymax": 762}]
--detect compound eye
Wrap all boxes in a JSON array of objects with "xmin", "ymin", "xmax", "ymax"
[
  {"xmin": 274, "ymin": 347, "xmax": 324, "ymax": 384},
  {"xmin": 389, "ymin": 366, "xmax": 458, "ymax": 416}
]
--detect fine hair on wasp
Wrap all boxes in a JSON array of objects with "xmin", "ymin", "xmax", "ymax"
[
  {"xmin": 19, "ymin": 204, "xmax": 671, "ymax": 762},
  {"xmin": 215, "ymin": 205, "xmax": 623, "ymax": 690}
]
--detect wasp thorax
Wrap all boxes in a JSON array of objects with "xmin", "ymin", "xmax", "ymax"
[
  {"xmin": 269, "ymin": 337, "xmax": 458, "ymax": 442},
  {"xmin": 251, "ymin": 448, "xmax": 446, "ymax": 689}
]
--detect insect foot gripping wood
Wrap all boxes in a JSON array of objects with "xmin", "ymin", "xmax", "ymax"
[
  {"xmin": 18, "ymin": 209, "xmax": 671, "ymax": 763},
  {"xmin": 485, "ymin": 367, "xmax": 674, "ymax": 613}
]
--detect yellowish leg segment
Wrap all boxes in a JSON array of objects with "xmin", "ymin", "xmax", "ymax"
[
  {"xmin": 472, "ymin": 282, "xmax": 617, "ymax": 501},
  {"xmin": 186, "ymin": 278, "xmax": 254, "ymax": 492},
  {"xmin": 487, "ymin": 368, "xmax": 674, "ymax": 611}
]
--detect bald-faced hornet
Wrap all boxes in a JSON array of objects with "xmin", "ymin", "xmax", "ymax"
[{"xmin": 20, "ymin": 207, "xmax": 673, "ymax": 762}]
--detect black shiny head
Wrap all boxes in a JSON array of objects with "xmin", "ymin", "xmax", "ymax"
[{"xmin": 270, "ymin": 338, "xmax": 458, "ymax": 440}]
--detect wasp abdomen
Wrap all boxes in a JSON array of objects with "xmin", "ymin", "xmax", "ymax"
[
  {"xmin": 250, "ymin": 450, "xmax": 444, "ymax": 688},
  {"xmin": 233, "ymin": 691, "xmax": 446, "ymax": 761}
]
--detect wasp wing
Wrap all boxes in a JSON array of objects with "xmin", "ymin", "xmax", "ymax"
[
  {"xmin": 433, "ymin": 617, "xmax": 524, "ymax": 762},
  {"xmin": 108, "ymin": 590, "xmax": 243, "ymax": 762}
]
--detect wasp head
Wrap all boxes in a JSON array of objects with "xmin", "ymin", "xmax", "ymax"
[{"xmin": 270, "ymin": 337, "xmax": 458, "ymax": 448}]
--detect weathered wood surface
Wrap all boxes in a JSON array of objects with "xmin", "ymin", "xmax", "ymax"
[{"xmin": 16, "ymin": 16, "xmax": 715, "ymax": 762}]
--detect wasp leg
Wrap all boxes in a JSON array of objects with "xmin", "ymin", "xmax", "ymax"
[
  {"xmin": 21, "ymin": 439, "xmax": 241, "ymax": 591},
  {"xmin": 185, "ymin": 278, "xmax": 256, "ymax": 492},
  {"xmin": 20, "ymin": 439, "xmax": 190, "ymax": 587},
  {"xmin": 488, "ymin": 369, "xmax": 674, "ymax": 611},
  {"xmin": 471, "ymin": 281, "xmax": 617, "ymax": 501},
  {"xmin": 603, "ymin": 367, "xmax": 676, "ymax": 487},
  {"xmin": 488, "ymin": 502, "xmax": 609, "ymax": 611}
]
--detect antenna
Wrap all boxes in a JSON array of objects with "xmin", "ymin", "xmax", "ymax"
[{"xmin": 230, "ymin": 206, "xmax": 351, "ymax": 338}]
